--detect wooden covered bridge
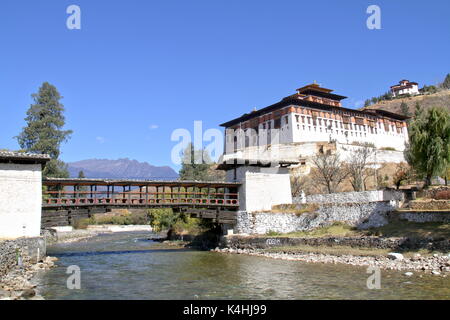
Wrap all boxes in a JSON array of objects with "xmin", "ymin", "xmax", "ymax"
[{"xmin": 42, "ymin": 178, "xmax": 240, "ymax": 228}]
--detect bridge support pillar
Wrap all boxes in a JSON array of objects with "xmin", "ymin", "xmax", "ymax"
[{"xmin": 225, "ymin": 165, "xmax": 292, "ymax": 213}]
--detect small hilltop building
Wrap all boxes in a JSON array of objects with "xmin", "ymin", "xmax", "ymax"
[{"xmin": 390, "ymin": 80, "xmax": 420, "ymax": 97}]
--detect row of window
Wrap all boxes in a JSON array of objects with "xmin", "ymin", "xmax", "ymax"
[{"xmin": 294, "ymin": 114, "xmax": 404, "ymax": 135}]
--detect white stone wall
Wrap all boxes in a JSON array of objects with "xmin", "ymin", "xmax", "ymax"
[
  {"xmin": 301, "ymin": 190, "xmax": 404, "ymax": 204},
  {"xmin": 223, "ymin": 141, "xmax": 407, "ymax": 166},
  {"xmin": 235, "ymin": 201, "xmax": 396, "ymax": 235},
  {"xmin": 226, "ymin": 166, "xmax": 292, "ymax": 213},
  {"xmin": 0, "ymin": 163, "xmax": 43, "ymax": 239}
]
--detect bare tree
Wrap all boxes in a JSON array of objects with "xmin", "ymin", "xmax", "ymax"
[
  {"xmin": 311, "ymin": 151, "xmax": 348, "ymax": 194},
  {"xmin": 346, "ymin": 144, "xmax": 375, "ymax": 191},
  {"xmin": 290, "ymin": 174, "xmax": 309, "ymax": 197}
]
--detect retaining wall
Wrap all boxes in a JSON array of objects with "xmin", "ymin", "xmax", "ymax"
[
  {"xmin": 297, "ymin": 190, "xmax": 404, "ymax": 204},
  {"xmin": 221, "ymin": 235, "xmax": 450, "ymax": 252},
  {"xmin": 0, "ymin": 237, "xmax": 46, "ymax": 278},
  {"xmin": 235, "ymin": 201, "xmax": 396, "ymax": 235},
  {"xmin": 395, "ymin": 211, "xmax": 450, "ymax": 223}
]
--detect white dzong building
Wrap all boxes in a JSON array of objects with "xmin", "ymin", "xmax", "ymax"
[{"xmin": 220, "ymin": 83, "xmax": 410, "ymax": 167}]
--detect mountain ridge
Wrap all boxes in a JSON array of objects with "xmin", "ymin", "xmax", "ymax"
[{"xmin": 68, "ymin": 158, "xmax": 179, "ymax": 180}]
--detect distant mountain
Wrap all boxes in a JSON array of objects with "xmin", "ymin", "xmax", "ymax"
[{"xmin": 68, "ymin": 158, "xmax": 179, "ymax": 180}]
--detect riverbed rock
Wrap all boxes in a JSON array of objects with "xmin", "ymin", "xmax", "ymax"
[
  {"xmin": 432, "ymin": 271, "xmax": 441, "ymax": 275},
  {"xmin": 387, "ymin": 253, "xmax": 404, "ymax": 261},
  {"xmin": 404, "ymin": 272, "xmax": 413, "ymax": 277},
  {"xmin": 20, "ymin": 288, "xmax": 36, "ymax": 298}
]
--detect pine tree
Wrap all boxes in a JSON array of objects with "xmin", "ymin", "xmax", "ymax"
[
  {"xmin": 179, "ymin": 143, "xmax": 214, "ymax": 181},
  {"xmin": 400, "ymin": 101, "xmax": 411, "ymax": 117},
  {"xmin": 442, "ymin": 73, "xmax": 450, "ymax": 89},
  {"xmin": 16, "ymin": 82, "xmax": 72, "ymax": 177},
  {"xmin": 406, "ymin": 106, "xmax": 450, "ymax": 186},
  {"xmin": 78, "ymin": 170, "xmax": 85, "ymax": 179}
]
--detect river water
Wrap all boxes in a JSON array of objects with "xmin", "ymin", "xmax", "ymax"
[{"xmin": 38, "ymin": 232, "xmax": 450, "ymax": 300}]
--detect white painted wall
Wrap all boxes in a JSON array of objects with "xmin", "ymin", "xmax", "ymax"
[
  {"xmin": 222, "ymin": 141, "xmax": 406, "ymax": 166},
  {"xmin": 226, "ymin": 166, "xmax": 292, "ymax": 212},
  {"xmin": 225, "ymin": 106, "xmax": 409, "ymax": 154},
  {"xmin": 392, "ymin": 84, "xmax": 419, "ymax": 97},
  {"xmin": 0, "ymin": 163, "xmax": 43, "ymax": 239}
]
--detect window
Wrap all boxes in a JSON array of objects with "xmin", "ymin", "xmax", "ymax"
[
  {"xmin": 245, "ymin": 130, "xmax": 249, "ymax": 148},
  {"xmin": 274, "ymin": 118, "xmax": 281, "ymax": 129},
  {"xmin": 295, "ymin": 115, "xmax": 300, "ymax": 123},
  {"xmin": 285, "ymin": 116, "xmax": 289, "ymax": 125}
]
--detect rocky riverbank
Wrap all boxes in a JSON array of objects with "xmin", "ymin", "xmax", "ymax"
[
  {"xmin": 45, "ymin": 225, "xmax": 155, "ymax": 245},
  {"xmin": 45, "ymin": 229, "xmax": 101, "ymax": 245},
  {"xmin": 0, "ymin": 256, "xmax": 58, "ymax": 300},
  {"xmin": 213, "ymin": 247, "xmax": 450, "ymax": 276}
]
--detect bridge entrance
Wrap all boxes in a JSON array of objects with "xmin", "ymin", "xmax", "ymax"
[{"xmin": 42, "ymin": 178, "xmax": 240, "ymax": 228}]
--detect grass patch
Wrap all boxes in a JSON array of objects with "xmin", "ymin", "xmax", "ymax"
[
  {"xmin": 269, "ymin": 203, "xmax": 319, "ymax": 216},
  {"xmin": 261, "ymin": 221, "xmax": 450, "ymax": 240},
  {"xmin": 364, "ymin": 221, "xmax": 450, "ymax": 239},
  {"xmin": 268, "ymin": 222, "xmax": 359, "ymax": 238}
]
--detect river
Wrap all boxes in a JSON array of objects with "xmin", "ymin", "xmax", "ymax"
[{"xmin": 37, "ymin": 232, "xmax": 450, "ymax": 300}]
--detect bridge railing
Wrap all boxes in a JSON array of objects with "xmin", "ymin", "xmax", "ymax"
[{"xmin": 43, "ymin": 190, "xmax": 239, "ymax": 207}]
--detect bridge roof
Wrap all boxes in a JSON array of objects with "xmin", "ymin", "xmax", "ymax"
[{"xmin": 43, "ymin": 178, "xmax": 241, "ymax": 188}]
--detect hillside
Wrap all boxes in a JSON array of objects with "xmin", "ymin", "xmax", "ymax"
[
  {"xmin": 68, "ymin": 158, "xmax": 179, "ymax": 180},
  {"xmin": 360, "ymin": 90, "xmax": 450, "ymax": 115}
]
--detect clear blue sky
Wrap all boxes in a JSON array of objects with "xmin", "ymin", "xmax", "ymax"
[{"xmin": 1, "ymin": 0, "xmax": 449, "ymax": 171}]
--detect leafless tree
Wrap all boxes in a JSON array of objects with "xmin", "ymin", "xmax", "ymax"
[
  {"xmin": 311, "ymin": 151, "xmax": 348, "ymax": 194},
  {"xmin": 346, "ymin": 144, "xmax": 375, "ymax": 191},
  {"xmin": 290, "ymin": 174, "xmax": 309, "ymax": 197}
]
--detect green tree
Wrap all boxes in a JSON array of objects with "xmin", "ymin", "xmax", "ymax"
[
  {"xmin": 400, "ymin": 101, "xmax": 411, "ymax": 118},
  {"xmin": 179, "ymin": 143, "xmax": 215, "ymax": 181},
  {"xmin": 442, "ymin": 73, "xmax": 450, "ymax": 90},
  {"xmin": 16, "ymin": 82, "xmax": 72, "ymax": 177},
  {"xmin": 406, "ymin": 106, "xmax": 450, "ymax": 186},
  {"xmin": 78, "ymin": 170, "xmax": 85, "ymax": 179}
]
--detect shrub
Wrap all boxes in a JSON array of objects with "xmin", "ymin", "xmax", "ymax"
[
  {"xmin": 147, "ymin": 208, "xmax": 181, "ymax": 232},
  {"xmin": 72, "ymin": 211, "xmax": 150, "ymax": 229},
  {"xmin": 72, "ymin": 217, "xmax": 94, "ymax": 229},
  {"xmin": 434, "ymin": 190, "xmax": 450, "ymax": 200},
  {"xmin": 266, "ymin": 230, "xmax": 281, "ymax": 236},
  {"xmin": 94, "ymin": 212, "xmax": 149, "ymax": 225}
]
